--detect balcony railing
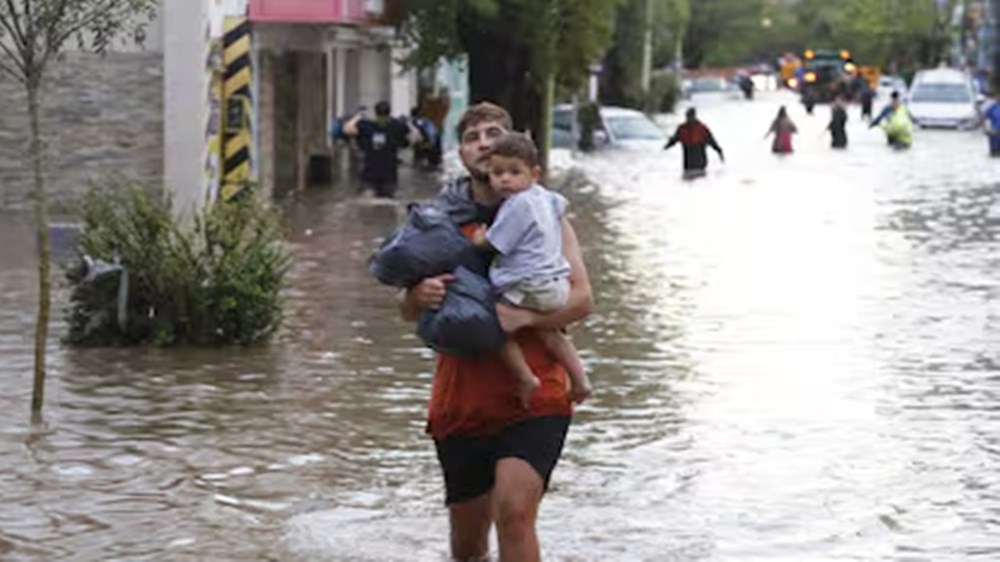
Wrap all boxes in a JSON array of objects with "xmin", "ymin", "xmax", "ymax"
[{"xmin": 249, "ymin": 0, "xmax": 377, "ymax": 24}]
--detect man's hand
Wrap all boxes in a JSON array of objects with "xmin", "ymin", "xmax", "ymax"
[
  {"xmin": 408, "ymin": 274, "xmax": 455, "ymax": 311},
  {"xmin": 470, "ymin": 224, "xmax": 489, "ymax": 247},
  {"xmin": 496, "ymin": 303, "xmax": 535, "ymax": 334}
]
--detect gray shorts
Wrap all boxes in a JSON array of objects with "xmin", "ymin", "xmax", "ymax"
[{"xmin": 501, "ymin": 277, "xmax": 570, "ymax": 312}]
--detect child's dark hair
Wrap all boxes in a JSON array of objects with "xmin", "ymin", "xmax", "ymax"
[{"xmin": 489, "ymin": 133, "xmax": 539, "ymax": 167}]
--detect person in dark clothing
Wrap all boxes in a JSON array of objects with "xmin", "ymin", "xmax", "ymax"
[
  {"xmin": 802, "ymin": 88, "xmax": 817, "ymax": 115},
  {"xmin": 859, "ymin": 83, "xmax": 875, "ymax": 121},
  {"xmin": 409, "ymin": 107, "xmax": 443, "ymax": 169},
  {"xmin": 828, "ymin": 95, "xmax": 849, "ymax": 149},
  {"xmin": 664, "ymin": 108, "xmax": 724, "ymax": 178},
  {"xmin": 344, "ymin": 101, "xmax": 416, "ymax": 198}
]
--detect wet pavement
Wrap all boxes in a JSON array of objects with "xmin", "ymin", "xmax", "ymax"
[{"xmin": 1, "ymin": 91, "xmax": 1000, "ymax": 561}]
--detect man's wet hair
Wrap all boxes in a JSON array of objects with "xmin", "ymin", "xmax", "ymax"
[
  {"xmin": 458, "ymin": 102, "xmax": 514, "ymax": 138},
  {"xmin": 686, "ymin": 107, "xmax": 697, "ymax": 119},
  {"xmin": 890, "ymin": 91, "xmax": 900, "ymax": 101},
  {"xmin": 489, "ymin": 133, "xmax": 539, "ymax": 168}
]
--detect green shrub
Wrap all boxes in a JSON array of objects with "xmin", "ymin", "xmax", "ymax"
[
  {"xmin": 66, "ymin": 178, "xmax": 290, "ymax": 347},
  {"xmin": 577, "ymin": 101, "xmax": 602, "ymax": 152},
  {"xmin": 645, "ymin": 72, "xmax": 682, "ymax": 114}
]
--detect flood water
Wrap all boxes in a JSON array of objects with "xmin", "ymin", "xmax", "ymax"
[{"xmin": 2, "ymin": 91, "xmax": 1000, "ymax": 561}]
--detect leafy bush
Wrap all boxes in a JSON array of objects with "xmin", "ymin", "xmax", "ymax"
[
  {"xmin": 646, "ymin": 72, "xmax": 682, "ymax": 114},
  {"xmin": 66, "ymin": 178, "xmax": 290, "ymax": 346},
  {"xmin": 577, "ymin": 101, "xmax": 602, "ymax": 152}
]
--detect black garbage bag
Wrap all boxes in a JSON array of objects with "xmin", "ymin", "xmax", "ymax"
[
  {"xmin": 369, "ymin": 204, "xmax": 484, "ymax": 288},
  {"xmin": 417, "ymin": 266, "xmax": 505, "ymax": 357}
]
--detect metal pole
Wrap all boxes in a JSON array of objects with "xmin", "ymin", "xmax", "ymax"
[{"xmin": 640, "ymin": 0, "xmax": 654, "ymax": 95}]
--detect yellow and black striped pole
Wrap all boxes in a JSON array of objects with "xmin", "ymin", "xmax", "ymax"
[{"xmin": 221, "ymin": 16, "xmax": 253, "ymax": 201}]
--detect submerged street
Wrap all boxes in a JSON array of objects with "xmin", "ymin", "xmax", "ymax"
[{"xmin": 1, "ymin": 91, "xmax": 999, "ymax": 561}]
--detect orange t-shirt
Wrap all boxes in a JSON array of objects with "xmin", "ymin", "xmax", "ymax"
[{"xmin": 425, "ymin": 223, "xmax": 573, "ymax": 440}]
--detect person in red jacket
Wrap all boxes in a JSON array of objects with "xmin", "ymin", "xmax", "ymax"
[{"xmin": 664, "ymin": 107, "xmax": 725, "ymax": 177}]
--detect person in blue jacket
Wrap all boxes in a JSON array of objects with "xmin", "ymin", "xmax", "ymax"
[{"xmin": 983, "ymin": 98, "xmax": 1000, "ymax": 156}]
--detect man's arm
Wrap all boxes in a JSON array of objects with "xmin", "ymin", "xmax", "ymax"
[
  {"xmin": 707, "ymin": 132, "xmax": 724, "ymax": 160},
  {"xmin": 870, "ymin": 106, "xmax": 890, "ymax": 128},
  {"xmin": 664, "ymin": 130, "xmax": 680, "ymax": 150},
  {"xmin": 400, "ymin": 274, "xmax": 454, "ymax": 322},
  {"xmin": 343, "ymin": 113, "xmax": 363, "ymax": 137},
  {"xmin": 496, "ymin": 217, "xmax": 593, "ymax": 333}
]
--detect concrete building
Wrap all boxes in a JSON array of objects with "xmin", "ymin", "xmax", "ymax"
[{"xmin": 0, "ymin": 0, "xmax": 414, "ymax": 212}]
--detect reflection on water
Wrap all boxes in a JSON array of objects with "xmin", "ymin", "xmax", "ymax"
[{"xmin": 2, "ymin": 92, "xmax": 1000, "ymax": 561}]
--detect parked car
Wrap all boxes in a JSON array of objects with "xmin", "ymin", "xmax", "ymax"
[
  {"xmin": 876, "ymin": 75, "xmax": 908, "ymax": 100},
  {"xmin": 552, "ymin": 105, "xmax": 668, "ymax": 150},
  {"xmin": 682, "ymin": 76, "xmax": 738, "ymax": 101},
  {"xmin": 907, "ymin": 68, "xmax": 980, "ymax": 129}
]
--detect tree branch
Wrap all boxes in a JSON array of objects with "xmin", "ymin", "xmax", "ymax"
[
  {"xmin": 1, "ymin": 0, "xmax": 28, "ymax": 50},
  {"xmin": 0, "ymin": 50, "xmax": 25, "ymax": 83},
  {"xmin": 53, "ymin": 0, "xmax": 119, "ymax": 52},
  {"xmin": 0, "ymin": 32, "xmax": 27, "ymax": 76}
]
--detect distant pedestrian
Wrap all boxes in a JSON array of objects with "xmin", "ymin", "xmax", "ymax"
[
  {"xmin": 344, "ymin": 101, "xmax": 417, "ymax": 198},
  {"xmin": 828, "ymin": 96, "xmax": 849, "ymax": 149},
  {"xmin": 664, "ymin": 108, "xmax": 725, "ymax": 178},
  {"xmin": 983, "ymin": 98, "xmax": 1000, "ymax": 156},
  {"xmin": 765, "ymin": 106, "xmax": 797, "ymax": 154},
  {"xmin": 410, "ymin": 107, "xmax": 443, "ymax": 169},
  {"xmin": 871, "ymin": 91, "xmax": 913, "ymax": 149},
  {"xmin": 859, "ymin": 82, "xmax": 875, "ymax": 121}
]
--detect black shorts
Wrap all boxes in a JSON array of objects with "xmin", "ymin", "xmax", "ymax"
[{"xmin": 434, "ymin": 416, "xmax": 571, "ymax": 505}]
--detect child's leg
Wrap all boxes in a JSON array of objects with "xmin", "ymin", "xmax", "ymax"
[
  {"xmin": 536, "ymin": 329, "xmax": 592, "ymax": 404},
  {"xmin": 498, "ymin": 340, "xmax": 541, "ymax": 408}
]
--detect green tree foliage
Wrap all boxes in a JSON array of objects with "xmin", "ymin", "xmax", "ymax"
[
  {"xmin": 400, "ymin": 0, "xmax": 619, "ymax": 160},
  {"xmin": 681, "ymin": 0, "xmax": 958, "ymax": 70},
  {"xmin": 601, "ymin": 0, "xmax": 688, "ymax": 109}
]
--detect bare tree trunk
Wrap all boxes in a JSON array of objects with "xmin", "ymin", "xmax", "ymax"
[
  {"xmin": 28, "ymin": 80, "xmax": 51, "ymax": 418},
  {"xmin": 538, "ymin": 72, "xmax": 555, "ymax": 181}
]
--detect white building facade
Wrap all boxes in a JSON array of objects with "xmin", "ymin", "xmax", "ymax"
[{"xmin": 0, "ymin": 0, "xmax": 414, "ymax": 212}]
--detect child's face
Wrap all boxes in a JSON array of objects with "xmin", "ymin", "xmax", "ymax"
[{"xmin": 489, "ymin": 155, "xmax": 539, "ymax": 198}]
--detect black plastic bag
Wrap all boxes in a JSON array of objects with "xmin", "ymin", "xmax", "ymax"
[
  {"xmin": 369, "ymin": 204, "xmax": 484, "ymax": 288},
  {"xmin": 417, "ymin": 266, "xmax": 505, "ymax": 357}
]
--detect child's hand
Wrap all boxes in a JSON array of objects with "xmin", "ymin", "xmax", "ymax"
[{"xmin": 471, "ymin": 224, "xmax": 488, "ymax": 247}]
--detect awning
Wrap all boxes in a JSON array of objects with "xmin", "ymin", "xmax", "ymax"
[{"xmin": 249, "ymin": 0, "xmax": 367, "ymax": 24}]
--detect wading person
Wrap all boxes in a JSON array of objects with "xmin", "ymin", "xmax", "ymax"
[
  {"xmin": 399, "ymin": 102, "xmax": 594, "ymax": 562},
  {"xmin": 764, "ymin": 106, "xmax": 797, "ymax": 154},
  {"xmin": 828, "ymin": 95, "xmax": 849, "ymax": 149},
  {"xmin": 344, "ymin": 101, "xmax": 416, "ymax": 198},
  {"xmin": 664, "ymin": 107, "xmax": 725, "ymax": 178},
  {"xmin": 983, "ymin": 97, "xmax": 1000, "ymax": 157},
  {"xmin": 870, "ymin": 91, "xmax": 913, "ymax": 149}
]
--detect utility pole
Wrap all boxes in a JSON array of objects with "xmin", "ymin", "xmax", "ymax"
[
  {"xmin": 640, "ymin": 0, "xmax": 654, "ymax": 96},
  {"xmin": 994, "ymin": 0, "xmax": 1000, "ymax": 91}
]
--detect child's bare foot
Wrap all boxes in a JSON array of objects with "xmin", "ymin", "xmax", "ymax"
[
  {"xmin": 570, "ymin": 378, "xmax": 593, "ymax": 404},
  {"xmin": 518, "ymin": 376, "xmax": 541, "ymax": 408}
]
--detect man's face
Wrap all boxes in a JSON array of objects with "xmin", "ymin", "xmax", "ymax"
[
  {"xmin": 460, "ymin": 120, "xmax": 508, "ymax": 180},
  {"xmin": 488, "ymin": 155, "xmax": 538, "ymax": 199}
]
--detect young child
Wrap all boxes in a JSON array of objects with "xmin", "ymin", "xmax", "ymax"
[{"xmin": 470, "ymin": 133, "xmax": 592, "ymax": 407}]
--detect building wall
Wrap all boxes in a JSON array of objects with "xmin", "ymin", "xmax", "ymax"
[
  {"xmin": 163, "ymin": 0, "xmax": 211, "ymax": 216},
  {"xmin": 0, "ymin": 51, "xmax": 164, "ymax": 212}
]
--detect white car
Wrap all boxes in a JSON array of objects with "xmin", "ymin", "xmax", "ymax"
[
  {"xmin": 876, "ymin": 75, "xmax": 907, "ymax": 100},
  {"xmin": 552, "ymin": 105, "xmax": 668, "ymax": 150},
  {"xmin": 907, "ymin": 68, "xmax": 980, "ymax": 129}
]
